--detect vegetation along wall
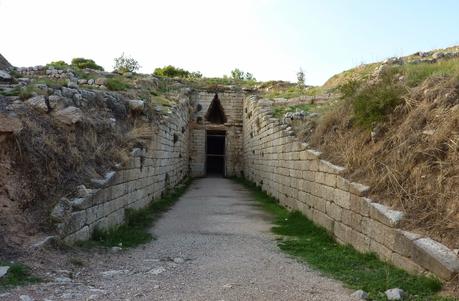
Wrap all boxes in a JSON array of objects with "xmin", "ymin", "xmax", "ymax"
[{"xmin": 242, "ymin": 95, "xmax": 459, "ymax": 281}]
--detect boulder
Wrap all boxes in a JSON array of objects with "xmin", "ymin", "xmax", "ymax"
[
  {"xmin": 385, "ymin": 288, "xmax": 405, "ymax": 300},
  {"xmin": 127, "ymin": 99, "xmax": 145, "ymax": 112},
  {"xmin": 25, "ymin": 95, "xmax": 48, "ymax": 112},
  {"xmin": 95, "ymin": 78, "xmax": 107, "ymax": 85},
  {"xmin": 350, "ymin": 290, "xmax": 368, "ymax": 300},
  {"xmin": 66, "ymin": 79, "xmax": 79, "ymax": 89},
  {"xmin": 50, "ymin": 198, "xmax": 72, "ymax": 222},
  {"xmin": 0, "ymin": 70, "xmax": 12, "ymax": 82},
  {"xmin": 432, "ymin": 52, "xmax": 445, "ymax": 59},
  {"xmin": 61, "ymin": 87, "xmax": 77, "ymax": 98},
  {"xmin": 53, "ymin": 106, "xmax": 83, "ymax": 125},
  {"xmin": 0, "ymin": 266, "xmax": 9, "ymax": 278}
]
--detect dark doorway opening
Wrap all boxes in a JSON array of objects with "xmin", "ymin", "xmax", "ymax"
[
  {"xmin": 205, "ymin": 94, "xmax": 227, "ymax": 124},
  {"xmin": 206, "ymin": 130, "xmax": 225, "ymax": 176}
]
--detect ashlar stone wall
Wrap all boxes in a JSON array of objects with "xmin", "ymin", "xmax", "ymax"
[
  {"xmin": 242, "ymin": 96, "xmax": 459, "ymax": 281},
  {"xmin": 57, "ymin": 98, "xmax": 192, "ymax": 242},
  {"xmin": 190, "ymin": 91, "xmax": 245, "ymax": 177}
]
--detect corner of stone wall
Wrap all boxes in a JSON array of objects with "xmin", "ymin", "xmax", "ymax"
[{"xmin": 242, "ymin": 96, "xmax": 459, "ymax": 281}]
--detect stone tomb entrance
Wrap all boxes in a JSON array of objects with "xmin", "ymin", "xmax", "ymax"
[
  {"xmin": 206, "ymin": 130, "xmax": 226, "ymax": 176},
  {"xmin": 190, "ymin": 90, "xmax": 245, "ymax": 178}
]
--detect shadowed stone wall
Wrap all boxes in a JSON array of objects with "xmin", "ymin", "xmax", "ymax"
[{"xmin": 59, "ymin": 98, "xmax": 192, "ymax": 242}]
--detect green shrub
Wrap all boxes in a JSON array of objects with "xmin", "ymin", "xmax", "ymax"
[
  {"xmin": 0, "ymin": 261, "xmax": 40, "ymax": 290},
  {"xmin": 339, "ymin": 72, "xmax": 404, "ymax": 129},
  {"xmin": 46, "ymin": 60, "xmax": 69, "ymax": 70},
  {"xmin": 71, "ymin": 58, "xmax": 104, "ymax": 71},
  {"xmin": 113, "ymin": 53, "xmax": 140, "ymax": 73},
  {"xmin": 153, "ymin": 65, "xmax": 202, "ymax": 79},
  {"xmin": 352, "ymin": 77, "xmax": 404, "ymax": 128},
  {"xmin": 105, "ymin": 78, "xmax": 129, "ymax": 91},
  {"xmin": 19, "ymin": 85, "xmax": 38, "ymax": 100}
]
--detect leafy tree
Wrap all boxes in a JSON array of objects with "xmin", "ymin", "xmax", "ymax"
[
  {"xmin": 245, "ymin": 72, "xmax": 256, "ymax": 81},
  {"xmin": 153, "ymin": 65, "xmax": 202, "ymax": 79},
  {"xmin": 230, "ymin": 68, "xmax": 245, "ymax": 80},
  {"xmin": 46, "ymin": 60, "xmax": 69, "ymax": 70},
  {"xmin": 113, "ymin": 53, "xmax": 141, "ymax": 73},
  {"xmin": 189, "ymin": 71, "xmax": 203, "ymax": 79},
  {"xmin": 297, "ymin": 68, "xmax": 305, "ymax": 87},
  {"xmin": 71, "ymin": 58, "xmax": 104, "ymax": 71},
  {"xmin": 230, "ymin": 68, "xmax": 256, "ymax": 81}
]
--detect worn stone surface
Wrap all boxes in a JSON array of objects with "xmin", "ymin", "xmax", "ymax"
[
  {"xmin": 369, "ymin": 203, "xmax": 404, "ymax": 227},
  {"xmin": 412, "ymin": 238, "xmax": 459, "ymax": 280},
  {"xmin": 52, "ymin": 106, "xmax": 83, "ymax": 125}
]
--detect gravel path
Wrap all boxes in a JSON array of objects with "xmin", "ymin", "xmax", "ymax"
[{"xmin": 4, "ymin": 177, "xmax": 355, "ymax": 301}]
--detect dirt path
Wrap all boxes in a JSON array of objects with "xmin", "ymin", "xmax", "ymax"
[{"xmin": 4, "ymin": 178, "xmax": 355, "ymax": 301}]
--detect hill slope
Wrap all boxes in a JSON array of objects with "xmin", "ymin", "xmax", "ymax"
[{"xmin": 285, "ymin": 46, "xmax": 459, "ymax": 250}]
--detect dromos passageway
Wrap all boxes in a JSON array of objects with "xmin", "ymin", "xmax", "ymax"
[{"xmin": 5, "ymin": 178, "xmax": 355, "ymax": 300}]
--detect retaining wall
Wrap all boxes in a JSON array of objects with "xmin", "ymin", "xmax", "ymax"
[
  {"xmin": 57, "ymin": 99, "xmax": 191, "ymax": 242},
  {"xmin": 242, "ymin": 96, "xmax": 459, "ymax": 280}
]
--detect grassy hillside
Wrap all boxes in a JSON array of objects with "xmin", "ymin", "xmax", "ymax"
[{"xmin": 284, "ymin": 46, "xmax": 459, "ymax": 251}]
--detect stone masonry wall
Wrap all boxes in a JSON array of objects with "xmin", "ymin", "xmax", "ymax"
[
  {"xmin": 58, "ymin": 98, "xmax": 192, "ymax": 243},
  {"xmin": 242, "ymin": 96, "xmax": 459, "ymax": 281}
]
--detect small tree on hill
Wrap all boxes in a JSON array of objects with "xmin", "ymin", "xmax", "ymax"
[
  {"xmin": 231, "ymin": 68, "xmax": 245, "ymax": 80},
  {"xmin": 297, "ymin": 68, "xmax": 305, "ymax": 87},
  {"xmin": 113, "ymin": 53, "xmax": 141, "ymax": 73},
  {"xmin": 230, "ymin": 68, "xmax": 256, "ymax": 81}
]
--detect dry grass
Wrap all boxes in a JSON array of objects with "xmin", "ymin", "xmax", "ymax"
[
  {"xmin": 306, "ymin": 76, "xmax": 459, "ymax": 248},
  {"xmin": 10, "ymin": 111, "xmax": 157, "ymax": 233}
]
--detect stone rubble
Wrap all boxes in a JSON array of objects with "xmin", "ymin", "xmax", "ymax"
[
  {"xmin": 385, "ymin": 288, "xmax": 405, "ymax": 300},
  {"xmin": 350, "ymin": 289, "xmax": 368, "ymax": 300},
  {"xmin": 0, "ymin": 266, "xmax": 10, "ymax": 278}
]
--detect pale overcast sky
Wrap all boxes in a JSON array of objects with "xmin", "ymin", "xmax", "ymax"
[{"xmin": 1, "ymin": 0, "xmax": 459, "ymax": 85}]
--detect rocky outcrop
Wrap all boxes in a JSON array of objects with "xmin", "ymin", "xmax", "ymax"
[{"xmin": 0, "ymin": 53, "xmax": 12, "ymax": 70}]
